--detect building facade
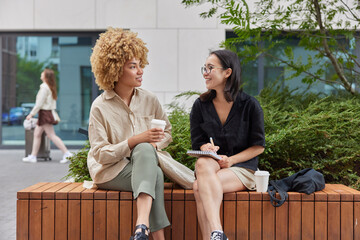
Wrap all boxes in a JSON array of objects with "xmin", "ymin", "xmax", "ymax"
[{"xmin": 0, "ymin": 0, "xmax": 358, "ymax": 147}]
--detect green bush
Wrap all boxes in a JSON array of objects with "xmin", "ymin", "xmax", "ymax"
[
  {"xmin": 258, "ymin": 87, "xmax": 360, "ymax": 189},
  {"xmin": 64, "ymin": 88, "xmax": 360, "ymax": 189}
]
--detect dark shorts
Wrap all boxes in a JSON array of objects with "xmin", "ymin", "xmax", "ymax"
[{"xmin": 38, "ymin": 110, "xmax": 58, "ymax": 126}]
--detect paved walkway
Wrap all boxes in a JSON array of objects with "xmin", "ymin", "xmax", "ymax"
[{"xmin": 0, "ymin": 149, "xmax": 78, "ymax": 240}]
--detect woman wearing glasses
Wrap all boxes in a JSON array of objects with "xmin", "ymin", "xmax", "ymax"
[{"xmin": 190, "ymin": 49, "xmax": 265, "ymax": 240}]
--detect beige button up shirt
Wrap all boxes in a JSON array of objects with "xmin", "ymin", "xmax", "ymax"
[
  {"xmin": 87, "ymin": 88, "xmax": 172, "ymax": 184},
  {"xmin": 30, "ymin": 83, "xmax": 57, "ymax": 116}
]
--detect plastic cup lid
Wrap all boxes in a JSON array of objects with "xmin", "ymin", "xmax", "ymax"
[
  {"xmin": 254, "ymin": 170, "xmax": 270, "ymax": 176},
  {"xmin": 151, "ymin": 119, "xmax": 166, "ymax": 125}
]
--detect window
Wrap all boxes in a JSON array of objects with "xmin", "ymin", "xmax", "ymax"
[{"xmin": 0, "ymin": 32, "xmax": 101, "ymax": 147}]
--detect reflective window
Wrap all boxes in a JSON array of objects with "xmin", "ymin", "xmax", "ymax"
[
  {"xmin": 226, "ymin": 31, "xmax": 358, "ymax": 95},
  {"xmin": 0, "ymin": 33, "xmax": 101, "ymax": 146}
]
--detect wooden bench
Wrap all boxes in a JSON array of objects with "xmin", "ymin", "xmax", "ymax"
[{"xmin": 17, "ymin": 183, "xmax": 360, "ymax": 240}]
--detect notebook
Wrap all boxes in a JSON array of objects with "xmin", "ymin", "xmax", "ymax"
[{"xmin": 186, "ymin": 150, "xmax": 222, "ymax": 161}]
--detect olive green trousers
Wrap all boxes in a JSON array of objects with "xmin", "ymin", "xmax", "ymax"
[{"xmin": 97, "ymin": 143, "xmax": 170, "ymax": 232}]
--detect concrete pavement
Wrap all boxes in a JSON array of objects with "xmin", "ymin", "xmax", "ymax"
[{"xmin": 0, "ymin": 149, "xmax": 78, "ymax": 240}]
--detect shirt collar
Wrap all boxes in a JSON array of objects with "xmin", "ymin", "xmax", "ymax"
[{"xmin": 104, "ymin": 88, "xmax": 139, "ymax": 100}]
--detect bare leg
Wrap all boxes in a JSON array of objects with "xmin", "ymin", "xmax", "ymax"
[
  {"xmin": 42, "ymin": 124, "xmax": 68, "ymax": 153},
  {"xmin": 193, "ymin": 180, "xmax": 212, "ymax": 240},
  {"xmin": 31, "ymin": 125, "xmax": 44, "ymax": 156},
  {"xmin": 217, "ymin": 169, "xmax": 247, "ymax": 193},
  {"xmin": 136, "ymin": 193, "xmax": 152, "ymax": 228},
  {"xmin": 151, "ymin": 229, "xmax": 165, "ymax": 240},
  {"xmin": 195, "ymin": 157, "xmax": 223, "ymax": 234}
]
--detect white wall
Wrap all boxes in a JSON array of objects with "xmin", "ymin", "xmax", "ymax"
[{"xmin": 0, "ymin": 0, "xmax": 227, "ymax": 106}]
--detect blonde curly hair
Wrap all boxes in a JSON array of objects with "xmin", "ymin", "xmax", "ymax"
[{"xmin": 90, "ymin": 28, "xmax": 149, "ymax": 91}]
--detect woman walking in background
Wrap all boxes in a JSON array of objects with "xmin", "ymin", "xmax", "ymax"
[
  {"xmin": 22, "ymin": 69, "xmax": 73, "ymax": 163},
  {"xmin": 190, "ymin": 49, "xmax": 265, "ymax": 240}
]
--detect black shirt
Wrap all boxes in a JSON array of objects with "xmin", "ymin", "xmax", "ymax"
[{"xmin": 190, "ymin": 91, "xmax": 265, "ymax": 171}]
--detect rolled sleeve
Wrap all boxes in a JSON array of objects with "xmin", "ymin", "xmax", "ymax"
[
  {"xmin": 190, "ymin": 99, "xmax": 208, "ymax": 150},
  {"xmin": 88, "ymin": 109, "xmax": 131, "ymax": 165},
  {"xmin": 249, "ymin": 100, "xmax": 266, "ymax": 147}
]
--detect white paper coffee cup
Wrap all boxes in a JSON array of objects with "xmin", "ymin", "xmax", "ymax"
[
  {"xmin": 150, "ymin": 119, "xmax": 166, "ymax": 130},
  {"xmin": 254, "ymin": 170, "xmax": 270, "ymax": 193}
]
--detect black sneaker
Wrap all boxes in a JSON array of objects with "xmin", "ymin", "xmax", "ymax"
[{"xmin": 210, "ymin": 230, "xmax": 228, "ymax": 240}]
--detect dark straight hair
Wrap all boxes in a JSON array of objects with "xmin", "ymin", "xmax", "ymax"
[{"xmin": 200, "ymin": 49, "xmax": 242, "ymax": 102}]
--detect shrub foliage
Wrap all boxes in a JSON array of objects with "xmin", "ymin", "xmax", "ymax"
[{"xmin": 65, "ymin": 88, "xmax": 360, "ymax": 189}]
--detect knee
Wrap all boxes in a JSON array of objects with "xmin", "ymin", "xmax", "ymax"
[
  {"xmin": 133, "ymin": 142, "xmax": 154, "ymax": 153},
  {"xmin": 195, "ymin": 157, "xmax": 212, "ymax": 174},
  {"xmin": 193, "ymin": 180, "xmax": 199, "ymax": 195},
  {"xmin": 132, "ymin": 143, "xmax": 157, "ymax": 163}
]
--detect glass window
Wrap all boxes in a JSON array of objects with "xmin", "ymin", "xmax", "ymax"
[
  {"xmin": 0, "ymin": 33, "xmax": 101, "ymax": 147},
  {"xmin": 226, "ymin": 30, "xmax": 358, "ymax": 95}
]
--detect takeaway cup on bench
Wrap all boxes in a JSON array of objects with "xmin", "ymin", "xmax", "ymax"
[
  {"xmin": 254, "ymin": 170, "xmax": 270, "ymax": 193},
  {"xmin": 151, "ymin": 119, "xmax": 166, "ymax": 131}
]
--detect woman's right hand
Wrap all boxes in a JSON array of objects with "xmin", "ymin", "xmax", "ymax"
[
  {"xmin": 128, "ymin": 128, "xmax": 165, "ymax": 150},
  {"xmin": 200, "ymin": 143, "xmax": 219, "ymax": 153}
]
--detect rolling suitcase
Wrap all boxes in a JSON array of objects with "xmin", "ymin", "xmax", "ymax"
[{"xmin": 25, "ymin": 129, "xmax": 51, "ymax": 161}]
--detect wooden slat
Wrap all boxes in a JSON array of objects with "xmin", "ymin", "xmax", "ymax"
[
  {"xmin": 262, "ymin": 195, "xmax": 275, "ymax": 240},
  {"xmin": 68, "ymin": 199, "xmax": 81, "ymax": 240},
  {"xmin": 327, "ymin": 201, "xmax": 341, "ymax": 240},
  {"xmin": 55, "ymin": 182, "xmax": 82, "ymax": 199},
  {"xmin": 81, "ymin": 188, "xmax": 96, "ymax": 200},
  {"xmin": 132, "ymin": 199, "xmax": 137, "ymax": 233},
  {"xmin": 340, "ymin": 201, "xmax": 354, "ymax": 240},
  {"xmin": 323, "ymin": 184, "xmax": 341, "ymax": 202},
  {"xmin": 68, "ymin": 184, "xmax": 86, "ymax": 200},
  {"xmin": 314, "ymin": 201, "xmax": 327, "ymax": 240},
  {"xmin": 301, "ymin": 201, "xmax": 314, "ymax": 240},
  {"xmin": 354, "ymin": 202, "xmax": 360, "ymax": 240},
  {"xmin": 164, "ymin": 187, "xmax": 172, "ymax": 240},
  {"xmin": 172, "ymin": 189, "xmax": 185, "ymax": 240},
  {"xmin": 42, "ymin": 182, "xmax": 72, "ymax": 199},
  {"xmin": 335, "ymin": 184, "xmax": 360, "ymax": 201},
  {"xmin": 106, "ymin": 200, "xmax": 119, "ymax": 240},
  {"xmin": 30, "ymin": 182, "xmax": 59, "ymax": 200},
  {"xmin": 236, "ymin": 191, "xmax": 249, "ymax": 240},
  {"xmin": 94, "ymin": 189, "xmax": 107, "ymax": 238},
  {"xmin": 29, "ymin": 200, "xmax": 41, "ymax": 240},
  {"xmin": 81, "ymin": 199, "xmax": 94, "ymax": 240},
  {"xmin": 94, "ymin": 189, "xmax": 107, "ymax": 200},
  {"xmin": 322, "ymin": 186, "xmax": 341, "ymax": 240},
  {"xmin": 275, "ymin": 201, "xmax": 288, "ymax": 240},
  {"xmin": 17, "ymin": 182, "xmax": 48, "ymax": 199},
  {"xmin": 327, "ymin": 184, "xmax": 353, "ymax": 202},
  {"xmin": 223, "ymin": 199, "xmax": 236, "ymax": 240},
  {"xmin": 107, "ymin": 190, "xmax": 120, "ymax": 200},
  {"xmin": 119, "ymin": 198, "xmax": 132, "ymax": 240},
  {"xmin": 16, "ymin": 200, "xmax": 29, "ymax": 240},
  {"xmin": 249, "ymin": 196, "xmax": 262, "ymax": 240},
  {"xmin": 184, "ymin": 190, "xmax": 198, "ymax": 240},
  {"xmin": 42, "ymin": 199, "xmax": 54, "ymax": 240},
  {"xmin": 288, "ymin": 195, "xmax": 301, "ymax": 240},
  {"xmin": 55, "ymin": 199, "xmax": 67, "ymax": 240}
]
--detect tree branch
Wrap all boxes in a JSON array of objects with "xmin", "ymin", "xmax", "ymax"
[{"xmin": 312, "ymin": 0, "xmax": 356, "ymax": 94}]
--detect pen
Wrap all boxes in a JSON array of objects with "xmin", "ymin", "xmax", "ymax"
[{"xmin": 210, "ymin": 137, "xmax": 215, "ymax": 147}]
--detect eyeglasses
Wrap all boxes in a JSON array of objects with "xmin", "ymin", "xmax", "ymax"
[{"xmin": 201, "ymin": 66, "xmax": 224, "ymax": 74}]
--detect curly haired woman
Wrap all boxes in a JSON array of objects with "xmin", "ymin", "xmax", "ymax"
[{"xmin": 88, "ymin": 28, "xmax": 171, "ymax": 240}]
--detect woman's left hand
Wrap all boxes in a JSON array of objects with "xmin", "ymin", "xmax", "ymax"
[
  {"xmin": 218, "ymin": 155, "xmax": 233, "ymax": 168},
  {"xmin": 25, "ymin": 114, "xmax": 33, "ymax": 121}
]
